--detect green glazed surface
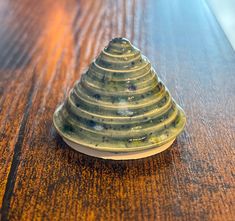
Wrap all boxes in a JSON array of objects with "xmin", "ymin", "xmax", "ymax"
[{"xmin": 53, "ymin": 38, "xmax": 186, "ymax": 152}]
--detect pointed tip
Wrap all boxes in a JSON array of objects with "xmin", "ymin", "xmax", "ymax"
[
  {"xmin": 110, "ymin": 37, "xmax": 131, "ymax": 44},
  {"xmin": 104, "ymin": 37, "xmax": 136, "ymax": 55}
]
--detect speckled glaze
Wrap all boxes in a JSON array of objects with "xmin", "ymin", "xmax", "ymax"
[{"xmin": 53, "ymin": 38, "xmax": 186, "ymax": 154}]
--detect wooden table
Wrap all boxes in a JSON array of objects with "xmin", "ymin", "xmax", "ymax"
[{"xmin": 0, "ymin": 0, "xmax": 234, "ymax": 220}]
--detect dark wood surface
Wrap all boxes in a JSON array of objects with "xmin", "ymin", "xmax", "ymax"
[{"xmin": 0, "ymin": 0, "xmax": 234, "ymax": 220}]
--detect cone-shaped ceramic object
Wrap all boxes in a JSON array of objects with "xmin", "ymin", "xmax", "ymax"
[{"xmin": 53, "ymin": 38, "xmax": 186, "ymax": 160}]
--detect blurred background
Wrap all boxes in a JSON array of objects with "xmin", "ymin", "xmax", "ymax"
[{"xmin": 208, "ymin": 0, "xmax": 235, "ymax": 50}]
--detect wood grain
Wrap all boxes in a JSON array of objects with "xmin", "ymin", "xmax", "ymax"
[{"xmin": 0, "ymin": 0, "xmax": 234, "ymax": 220}]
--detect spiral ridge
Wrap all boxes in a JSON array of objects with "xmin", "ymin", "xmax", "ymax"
[{"xmin": 53, "ymin": 38, "xmax": 186, "ymax": 152}]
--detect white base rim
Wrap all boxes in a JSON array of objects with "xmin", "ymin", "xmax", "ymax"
[{"xmin": 63, "ymin": 139, "xmax": 175, "ymax": 160}]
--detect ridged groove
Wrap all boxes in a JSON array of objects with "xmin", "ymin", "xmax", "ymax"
[{"xmin": 53, "ymin": 37, "xmax": 186, "ymax": 152}]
